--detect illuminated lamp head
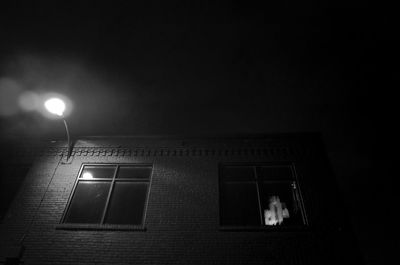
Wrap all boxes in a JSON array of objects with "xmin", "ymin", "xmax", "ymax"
[{"xmin": 44, "ymin": 97, "xmax": 66, "ymax": 117}]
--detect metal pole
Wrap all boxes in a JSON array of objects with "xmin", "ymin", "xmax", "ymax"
[{"xmin": 63, "ymin": 119, "xmax": 71, "ymax": 158}]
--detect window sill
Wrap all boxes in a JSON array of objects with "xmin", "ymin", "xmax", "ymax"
[
  {"xmin": 219, "ymin": 225, "xmax": 310, "ymax": 232},
  {"xmin": 56, "ymin": 223, "xmax": 146, "ymax": 231}
]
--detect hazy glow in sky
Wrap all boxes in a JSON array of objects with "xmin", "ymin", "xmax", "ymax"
[
  {"xmin": 18, "ymin": 91, "xmax": 40, "ymax": 112},
  {"xmin": 0, "ymin": 78, "xmax": 22, "ymax": 117}
]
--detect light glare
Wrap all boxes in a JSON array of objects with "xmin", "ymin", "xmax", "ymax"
[
  {"xmin": 44, "ymin": 98, "xmax": 66, "ymax": 117},
  {"xmin": 82, "ymin": 172, "xmax": 93, "ymax": 179}
]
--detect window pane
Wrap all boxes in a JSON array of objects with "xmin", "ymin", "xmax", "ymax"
[
  {"xmin": 259, "ymin": 182, "xmax": 304, "ymax": 226},
  {"xmin": 257, "ymin": 166, "xmax": 292, "ymax": 181},
  {"xmin": 105, "ymin": 182, "xmax": 148, "ymax": 225},
  {"xmin": 64, "ymin": 181, "xmax": 111, "ymax": 224},
  {"xmin": 117, "ymin": 166, "xmax": 152, "ymax": 179},
  {"xmin": 220, "ymin": 182, "xmax": 261, "ymax": 226},
  {"xmin": 80, "ymin": 166, "xmax": 115, "ymax": 179},
  {"xmin": 222, "ymin": 166, "xmax": 255, "ymax": 181}
]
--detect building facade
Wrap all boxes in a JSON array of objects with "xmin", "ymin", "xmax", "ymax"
[{"xmin": 0, "ymin": 134, "xmax": 359, "ymax": 264}]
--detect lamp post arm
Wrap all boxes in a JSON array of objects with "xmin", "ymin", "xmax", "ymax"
[{"xmin": 63, "ymin": 118, "xmax": 71, "ymax": 158}]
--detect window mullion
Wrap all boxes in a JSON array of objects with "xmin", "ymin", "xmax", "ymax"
[
  {"xmin": 100, "ymin": 166, "xmax": 118, "ymax": 224},
  {"xmin": 291, "ymin": 165, "xmax": 308, "ymax": 225},
  {"xmin": 253, "ymin": 166, "xmax": 263, "ymax": 226}
]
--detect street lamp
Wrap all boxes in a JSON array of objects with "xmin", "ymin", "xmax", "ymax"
[{"xmin": 44, "ymin": 97, "xmax": 71, "ymax": 159}]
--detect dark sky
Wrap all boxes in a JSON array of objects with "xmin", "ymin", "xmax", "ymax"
[
  {"xmin": 0, "ymin": 2, "xmax": 397, "ymax": 264},
  {"xmin": 0, "ymin": 2, "xmax": 394, "ymax": 137}
]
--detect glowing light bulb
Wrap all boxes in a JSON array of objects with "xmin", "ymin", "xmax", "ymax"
[{"xmin": 44, "ymin": 98, "xmax": 66, "ymax": 117}]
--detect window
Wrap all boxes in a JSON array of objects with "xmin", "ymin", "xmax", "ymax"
[
  {"xmin": 62, "ymin": 164, "xmax": 152, "ymax": 228},
  {"xmin": 219, "ymin": 164, "xmax": 307, "ymax": 228}
]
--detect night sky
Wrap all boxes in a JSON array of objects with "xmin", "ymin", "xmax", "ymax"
[{"xmin": 0, "ymin": 2, "xmax": 397, "ymax": 264}]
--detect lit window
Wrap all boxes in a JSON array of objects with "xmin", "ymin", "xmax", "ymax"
[
  {"xmin": 219, "ymin": 164, "xmax": 307, "ymax": 227},
  {"xmin": 62, "ymin": 164, "xmax": 152, "ymax": 226}
]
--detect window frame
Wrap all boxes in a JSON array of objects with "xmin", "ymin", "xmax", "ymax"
[
  {"xmin": 57, "ymin": 163, "xmax": 153, "ymax": 231},
  {"xmin": 218, "ymin": 162, "xmax": 309, "ymax": 231}
]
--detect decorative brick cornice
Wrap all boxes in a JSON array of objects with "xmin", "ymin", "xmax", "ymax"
[
  {"xmin": 23, "ymin": 145, "xmax": 313, "ymax": 160},
  {"xmin": 1, "ymin": 136, "xmax": 319, "ymax": 161}
]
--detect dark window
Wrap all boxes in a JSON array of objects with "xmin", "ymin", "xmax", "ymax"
[
  {"xmin": 63, "ymin": 164, "xmax": 152, "ymax": 226},
  {"xmin": 219, "ymin": 164, "xmax": 307, "ymax": 227}
]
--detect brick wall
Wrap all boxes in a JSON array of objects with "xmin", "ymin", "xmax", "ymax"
[{"xmin": 0, "ymin": 135, "xmax": 361, "ymax": 264}]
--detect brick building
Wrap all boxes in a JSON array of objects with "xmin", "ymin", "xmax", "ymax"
[{"xmin": 0, "ymin": 134, "xmax": 360, "ymax": 264}]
